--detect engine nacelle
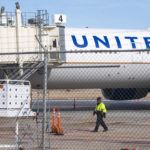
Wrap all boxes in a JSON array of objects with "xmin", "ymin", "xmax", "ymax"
[{"xmin": 102, "ymin": 88, "xmax": 148, "ymax": 100}]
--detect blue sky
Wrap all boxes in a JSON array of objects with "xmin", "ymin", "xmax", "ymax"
[{"xmin": 0, "ymin": 0, "xmax": 150, "ymax": 29}]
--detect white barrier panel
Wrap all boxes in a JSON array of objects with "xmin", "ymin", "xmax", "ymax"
[{"xmin": 0, "ymin": 80, "xmax": 35, "ymax": 117}]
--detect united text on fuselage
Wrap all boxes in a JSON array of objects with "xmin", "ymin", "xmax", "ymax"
[{"xmin": 71, "ymin": 35, "xmax": 150, "ymax": 49}]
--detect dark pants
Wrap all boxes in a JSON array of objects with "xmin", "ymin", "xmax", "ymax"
[{"xmin": 95, "ymin": 114, "xmax": 108, "ymax": 131}]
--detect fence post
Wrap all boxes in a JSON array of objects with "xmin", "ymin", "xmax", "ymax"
[{"xmin": 42, "ymin": 50, "xmax": 48, "ymax": 150}]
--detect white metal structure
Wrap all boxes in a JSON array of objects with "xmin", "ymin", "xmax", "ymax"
[{"xmin": 0, "ymin": 80, "xmax": 35, "ymax": 117}]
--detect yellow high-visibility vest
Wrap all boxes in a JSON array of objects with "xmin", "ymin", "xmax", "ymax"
[{"xmin": 95, "ymin": 102, "xmax": 107, "ymax": 113}]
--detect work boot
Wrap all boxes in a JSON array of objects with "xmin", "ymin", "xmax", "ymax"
[
  {"xmin": 92, "ymin": 129, "xmax": 98, "ymax": 132},
  {"xmin": 103, "ymin": 128, "xmax": 108, "ymax": 132}
]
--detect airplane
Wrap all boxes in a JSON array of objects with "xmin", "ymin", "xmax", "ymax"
[
  {"xmin": 1, "ymin": 3, "xmax": 150, "ymax": 100},
  {"xmin": 29, "ymin": 27, "xmax": 150, "ymax": 100}
]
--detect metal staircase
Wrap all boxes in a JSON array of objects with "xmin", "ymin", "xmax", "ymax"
[
  {"xmin": 9, "ymin": 61, "xmax": 44, "ymax": 80},
  {"xmin": 19, "ymin": 116, "xmax": 50, "ymax": 149},
  {"xmin": 8, "ymin": 96, "xmax": 37, "ymax": 149},
  {"xmin": 18, "ymin": 114, "xmax": 41, "ymax": 149}
]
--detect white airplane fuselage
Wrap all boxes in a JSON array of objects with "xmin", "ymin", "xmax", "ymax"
[{"xmin": 30, "ymin": 28, "xmax": 150, "ymax": 90}]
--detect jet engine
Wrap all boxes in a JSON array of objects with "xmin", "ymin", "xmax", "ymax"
[{"xmin": 102, "ymin": 88, "xmax": 148, "ymax": 100}]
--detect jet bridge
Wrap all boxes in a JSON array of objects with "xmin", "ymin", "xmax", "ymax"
[
  {"xmin": 0, "ymin": 4, "xmax": 66, "ymax": 80},
  {"xmin": 0, "ymin": 5, "xmax": 66, "ymax": 64}
]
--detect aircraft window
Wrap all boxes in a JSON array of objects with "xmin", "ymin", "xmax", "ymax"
[
  {"xmin": 15, "ymin": 102, "xmax": 17, "ymax": 104},
  {"xmin": 3, "ymin": 102, "xmax": 5, "ymax": 104},
  {"xmin": 9, "ymin": 102, "xmax": 11, "ymax": 104}
]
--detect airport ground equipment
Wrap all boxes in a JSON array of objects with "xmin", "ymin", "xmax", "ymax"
[
  {"xmin": 0, "ymin": 79, "xmax": 36, "ymax": 149},
  {"xmin": 0, "ymin": 79, "xmax": 35, "ymax": 117},
  {"xmin": 0, "ymin": 79, "xmax": 51, "ymax": 149}
]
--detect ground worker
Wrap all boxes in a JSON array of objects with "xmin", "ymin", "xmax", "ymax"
[{"xmin": 93, "ymin": 97, "xmax": 108, "ymax": 132}]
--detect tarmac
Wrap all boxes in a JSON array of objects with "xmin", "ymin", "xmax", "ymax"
[
  {"xmin": 0, "ymin": 100, "xmax": 150, "ymax": 150},
  {"xmin": 49, "ymin": 110, "xmax": 150, "ymax": 150}
]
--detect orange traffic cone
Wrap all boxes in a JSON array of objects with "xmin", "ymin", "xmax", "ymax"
[
  {"xmin": 51, "ymin": 108, "xmax": 58, "ymax": 133},
  {"xmin": 56, "ymin": 110, "xmax": 63, "ymax": 135}
]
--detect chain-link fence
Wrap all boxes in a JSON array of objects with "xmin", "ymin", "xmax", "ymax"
[{"xmin": 0, "ymin": 51, "xmax": 150, "ymax": 150}]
